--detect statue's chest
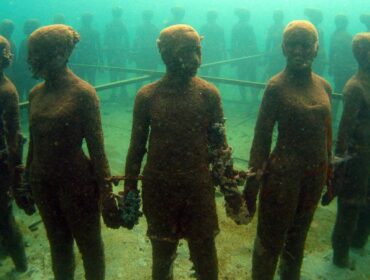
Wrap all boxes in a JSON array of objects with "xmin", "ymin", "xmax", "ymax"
[
  {"xmin": 30, "ymin": 93, "xmax": 79, "ymax": 136},
  {"xmin": 280, "ymin": 88, "xmax": 331, "ymax": 127},
  {"xmin": 150, "ymin": 91, "xmax": 209, "ymax": 130}
]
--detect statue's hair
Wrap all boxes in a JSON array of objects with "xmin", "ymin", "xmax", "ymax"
[
  {"xmin": 360, "ymin": 14, "xmax": 370, "ymax": 25},
  {"xmin": 29, "ymin": 24, "xmax": 80, "ymax": 59},
  {"xmin": 157, "ymin": 24, "xmax": 200, "ymax": 53},
  {"xmin": 283, "ymin": 20, "xmax": 319, "ymax": 44},
  {"xmin": 352, "ymin": 32, "xmax": 370, "ymax": 64},
  {"xmin": 0, "ymin": 35, "xmax": 12, "ymax": 69}
]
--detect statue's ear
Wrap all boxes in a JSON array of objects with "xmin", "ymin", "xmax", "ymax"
[
  {"xmin": 282, "ymin": 43, "xmax": 287, "ymax": 57},
  {"xmin": 200, "ymin": 35, "xmax": 204, "ymax": 41},
  {"xmin": 313, "ymin": 42, "xmax": 319, "ymax": 58}
]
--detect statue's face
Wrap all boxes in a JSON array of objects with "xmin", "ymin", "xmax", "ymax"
[
  {"xmin": 356, "ymin": 41, "xmax": 370, "ymax": 70},
  {"xmin": 28, "ymin": 43, "xmax": 68, "ymax": 79},
  {"xmin": 283, "ymin": 28, "xmax": 318, "ymax": 72},
  {"xmin": 165, "ymin": 32, "xmax": 202, "ymax": 77},
  {"xmin": 0, "ymin": 40, "xmax": 11, "ymax": 70},
  {"xmin": 362, "ymin": 42, "xmax": 370, "ymax": 69}
]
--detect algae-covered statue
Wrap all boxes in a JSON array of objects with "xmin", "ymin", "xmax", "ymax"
[
  {"xmin": 200, "ymin": 10, "xmax": 227, "ymax": 77},
  {"xmin": 0, "ymin": 35, "xmax": 28, "ymax": 274},
  {"xmin": 74, "ymin": 12, "xmax": 102, "ymax": 85},
  {"xmin": 123, "ymin": 24, "xmax": 244, "ymax": 280},
  {"xmin": 19, "ymin": 24, "xmax": 120, "ymax": 280},
  {"xmin": 164, "ymin": 6, "xmax": 186, "ymax": 27},
  {"xmin": 329, "ymin": 15, "xmax": 355, "ymax": 94},
  {"xmin": 360, "ymin": 14, "xmax": 370, "ymax": 32},
  {"xmin": 330, "ymin": 32, "xmax": 370, "ymax": 269},
  {"xmin": 0, "ymin": 19, "xmax": 17, "ymax": 81},
  {"xmin": 132, "ymin": 10, "xmax": 160, "ymax": 72},
  {"xmin": 104, "ymin": 6, "xmax": 130, "ymax": 102},
  {"xmin": 231, "ymin": 8, "xmax": 259, "ymax": 102},
  {"xmin": 328, "ymin": 14, "xmax": 356, "ymax": 123},
  {"xmin": 243, "ymin": 20, "xmax": 332, "ymax": 280},
  {"xmin": 304, "ymin": 8, "xmax": 327, "ymax": 76},
  {"xmin": 264, "ymin": 10, "xmax": 285, "ymax": 78},
  {"xmin": 15, "ymin": 18, "xmax": 40, "ymax": 101}
]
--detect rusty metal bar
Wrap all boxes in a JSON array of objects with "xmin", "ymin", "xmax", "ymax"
[
  {"xmin": 19, "ymin": 75, "xmax": 154, "ymax": 108},
  {"xmin": 201, "ymin": 54, "xmax": 264, "ymax": 68},
  {"xmin": 19, "ymin": 75, "xmax": 342, "ymax": 109},
  {"xmin": 71, "ymin": 63, "xmax": 163, "ymax": 76},
  {"xmin": 95, "ymin": 75, "xmax": 153, "ymax": 91},
  {"xmin": 70, "ymin": 54, "xmax": 265, "ymax": 74},
  {"xmin": 202, "ymin": 76, "xmax": 266, "ymax": 89},
  {"xmin": 70, "ymin": 61, "xmax": 342, "ymax": 99}
]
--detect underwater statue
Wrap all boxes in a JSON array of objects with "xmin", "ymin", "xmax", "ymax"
[
  {"xmin": 164, "ymin": 6, "xmax": 186, "ymax": 27},
  {"xmin": 0, "ymin": 19, "xmax": 17, "ymax": 81},
  {"xmin": 199, "ymin": 10, "xmax": 227, "ymax": 77},
  {"xmin": 132, "ymin": 10, "xmax": 160, "ymax": 71},
  {"xmin": 0, "ymin": 35, "xmax": 28, "ymax": 275},
  {"xmin": 360, "ymin": 14, "xmax": 370, "ymax": 31},
  {"xmin": 328, "ymin": 14, "xmax": 356, "ymax": 122},
  {"xmin": 330, "ymin": 32, "xmax": 370, "ymax": 269},
  {"xmin": 53, "ymin": 14, "xmax": 66, "ymax": 24},
  {"xmin": 18, "ymin": 24, "xmax": 120, "ymax": 280},
  {"xmin": 243, "ymin": 20, "xmax": 332, "ymax": 280},
  {"xmin": 104, "ymin": 6, "xmax": 130, "ymax": 102},
  {"xmin": 74, "ymin": 12, "xmax": 102, "ymax": 85},
  {"xmin": 231, "ymin": 8, "xmax": 259, "ymax": 102},
  {"xmin": 329, "ymin": 14, "xmax": 356, "ymax": 93},
  {"xmin": 123, "ymin": 24, "xmax": 244, "ymax": 280},
  {"xmin": 264, "ymin": 10, "xmax": 285, "ymax": 79},
  {"xmin": 304, "ymin": 8, "xmax": 327, "ymax": 76},
  {"xmin": 15, "ymin": 18, "xmax": 40, "ymax": 101}
]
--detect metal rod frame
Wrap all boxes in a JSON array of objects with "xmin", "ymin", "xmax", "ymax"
[{"xmin": 19, "ymin": 54, "xmax": 342, "ymax": 108}]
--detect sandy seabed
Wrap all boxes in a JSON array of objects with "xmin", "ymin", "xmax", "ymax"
[{"xmin": 0, "ymin": 84, "xmax": 369, "ymax": 280}]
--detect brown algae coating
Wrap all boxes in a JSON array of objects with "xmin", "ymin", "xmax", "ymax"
[
  {"xmin": 27, "ymin": 73, "xmax": 110, "ymax": 185},
  {"xmin": 0, "ymin": 36, "xmax": 21, "ymax": 168},
  {"xmin": 336, "ymin": 33, "xmax": 370, "ymax": 156},
  {"xmin": 331, "ymin": 32, "xmax": 370, "ymax": 268},
  {"xmin": 250, "ymin": 20, "xmax": 330, "ymax": 171},
  {"xmin": 124, "ymin": 24, "xmax": 223, "ymax": 279},
  {"xmin": 0, "ymin": 35, "xmax": 27, "ymax": 272},
  {"xmin": 26, "ymin": 25, "xmax": 112, "ymax": 279},
  {"xmin": 125, "ymin": 75, "xmax": 223, "ymax": 241},
  {"xmin": 247, "ymin": 20, "xmax": 332, "ymax": 280},
  {"xmin": 27, "ymin": 25, "xmax": 110, "ymax": 188},
  {"xmin": 249, "ymin": 73, "xmax": 332, "ymax": 171},
  {"xmin": 125, "ymin": 24, "xmax": 225, "ymax": 240}
]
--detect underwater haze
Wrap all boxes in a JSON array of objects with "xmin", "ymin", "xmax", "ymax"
[
  {"xmin": 1, "ymin": 0, "xmax": 368, "ymax": 44},
  {"xmin": 1, "ymin": 0, "xmax": 370, "ymax": 279}
]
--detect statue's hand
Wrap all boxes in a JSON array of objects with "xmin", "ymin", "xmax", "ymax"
[
  {"xmin": 13, "ymin": 182, "xmax": 36, "ymax": 216},
  {"xmin": 321, "ymin": 155, "xmax": 348, "ymax": 206},
  {"xmin": 101, "ymin": 193, "xmax": 121, "ymax": 229},
  {"xmin": 224, "ymin": 188, "xmax": 251, "ymax": 225},
  {"xmin": 242, "ymin": 177, "xmax": 260, "ymax": 222}
]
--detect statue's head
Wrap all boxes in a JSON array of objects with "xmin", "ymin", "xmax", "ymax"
[
  {"xmin": 282, "ymin": 20, "xmax": 319, "ymax": 71},
  {"xmin": 28, "ymin": 24, "xmax": 80, "ymax": 79},
  {"xmin": 157, "ymin": 24, "xmax": 202, "ymax": 78}
]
